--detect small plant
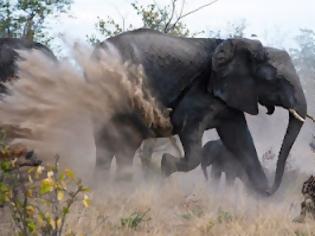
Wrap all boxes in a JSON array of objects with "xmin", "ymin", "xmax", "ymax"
[
  {"xmin": 0, "ymin": 130, "xmax": 91, "ymax": 236},
  {"xmin": 120, "ymin": 209, "xmax": 150, "ymax": 230},
  {"xmin": 181, "ymin": 212, "xmax": 193, "ymax": 220},
  {"xmin": 295, "ymin": 229, "xmax": 307, "ymax": 236},
  {"xmin": 217, "ymin": 208, "xmax": 233, "ymax": 224},
  {"xmin": 180, "ymin": 205, "xmax": 203, "ymax": 220}
]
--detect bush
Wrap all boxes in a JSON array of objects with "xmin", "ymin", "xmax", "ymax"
[{"xmin": 0, "ymin": 130, "xmax": 91, "ymax": 236}]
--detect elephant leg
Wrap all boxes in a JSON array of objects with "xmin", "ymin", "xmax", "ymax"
[
  {"xmin": 114, "ymin": 150, "xmax": 135, "ymax": 181},
  {"xmin": 216, "ymin": 110, "xmax": 269, "ymax": 194},
  {"xmin": 115, "ymin": 152, "xmax": 134, "ymax": 169},
  {"xmin": 140, "ymin": 139, "xmax": 164, "ymax": 178},
  {"xmin": 225, "ymin": 172, "xmax": 236, "ymax": 186},
  {"xmin": 161, "ymin": 124, "xmax": 203, "ymax": 175},
  {"xmin": 210, "ymin": 163, "xmax": 222, "ymax": 182},
  {"xmin": 140, "ymin": 139, "xmax": 155, "ymax": 170},
  {"xmin": 95, "ymin": 147, "xmax": 114, "ymax": 174},
  {"xmin": 115, "ymin": 136, "xmax": 142, "ymax": 181},
  {"xmin": 94, "ymin": 134, "xmax": 115, "ymax": 181}
]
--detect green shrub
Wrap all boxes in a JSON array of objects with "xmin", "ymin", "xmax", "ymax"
[{"xmin": 0, "ymin": 131, "xmax": 91, "ymax": 236}]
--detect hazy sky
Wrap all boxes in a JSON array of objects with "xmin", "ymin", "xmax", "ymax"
[{"xmin": 54, "ymin": 0, "xmax": 315, "ymax": 48}]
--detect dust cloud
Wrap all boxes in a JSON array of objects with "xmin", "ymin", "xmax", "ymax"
[{"xmin": 0, "ymin": 43, "xmax": 171, "ymax": 176}]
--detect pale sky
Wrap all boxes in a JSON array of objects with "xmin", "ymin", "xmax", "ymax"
[{"xmin": 53, "ymin": 0, "xmax": 315, "ymax": 49}]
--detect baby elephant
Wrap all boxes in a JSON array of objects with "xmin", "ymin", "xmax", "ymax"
[{"xmin": 201, "ymin": 140, "xmax": 248, "ymax": 185}]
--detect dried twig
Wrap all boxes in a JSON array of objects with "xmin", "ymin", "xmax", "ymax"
[
  {"xmin": 169, "ymin": 0, "xmax": 220, "ymax": 31},
  {"xmin": 164, "ymin": 0, "xmax": 177, "ymax": 33}
]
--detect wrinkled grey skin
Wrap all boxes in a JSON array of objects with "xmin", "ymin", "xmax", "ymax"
[
  {"xmin": 202, "ymin": 139, "xmax": 248, "ymax": 186},
  {"xmin": 94, "ymin": 29, "xmax": 306, "ymax": 195}
]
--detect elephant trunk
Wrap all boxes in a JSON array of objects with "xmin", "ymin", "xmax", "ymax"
[{"xmin": 270, "ymin": 95, "xmax": 306, "ymax": 194}]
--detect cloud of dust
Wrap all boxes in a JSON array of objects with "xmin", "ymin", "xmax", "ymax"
[{"xmin": 0, "ymin": 43, "xmax": 172, "ymax": 176}]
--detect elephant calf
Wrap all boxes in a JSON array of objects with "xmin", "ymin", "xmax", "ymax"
[{"xmin": 201, "ymin": 140, "xmax": 248, "ymax": 186}]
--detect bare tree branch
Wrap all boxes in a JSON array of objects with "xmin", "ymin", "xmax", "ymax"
[
  {"xmin": 180, "ymin": 0, "xmax": 219, "ymax": 20},
  {"xmin": 178, "ymin": 0, "xmax": 185, "ymax": 19},
  {"xmin": 170, "ymin": 0, "xmax": 220, "ymax": 31},
  {"xmin": 164, "ymin": 0, "xmax": 177, "ymax": 33},
  {"xmin": 113, "ymin": 5, "xmax": 127, "ymax": 31}
]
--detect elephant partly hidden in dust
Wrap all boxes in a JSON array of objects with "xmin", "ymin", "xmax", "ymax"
[
  {"xmin": 0, "ymin": 38, "xmax": 56, "ymax": 163},
  {"xmin": 90, "ymin": 28, "xmax": 306, "ymax": 195},
  {"xmin": 0, "ymin": 38, "xmax": 56, "ymax": 83},
  {"xmin": 201, "ymin": 139, "xmax": 249, "ymax": 186}
]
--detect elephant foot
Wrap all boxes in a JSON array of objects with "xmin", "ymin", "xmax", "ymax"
[
  {"xmin": 246, "ymin": 171, "xmax": 270, "ymax": 196},
  {"xmin": 161, "ymin": 153, "xmax": 178, "ymax": 176}
]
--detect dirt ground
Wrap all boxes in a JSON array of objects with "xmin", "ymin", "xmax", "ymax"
[{"xmin": 1, "ymin": 164, "xmax": 313, "ymax": 236}]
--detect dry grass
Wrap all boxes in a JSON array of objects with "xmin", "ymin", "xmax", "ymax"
[
  {"xmin": 0, "ymin": 162, "xmax": 314, "ymax": 236},
  {"xmin": 54, "ymin": 171, "xmax": 315, "ymax": 235},
  {"xmin": 0, "ymin": 146, "xmax": 313, "ymax": 236}
]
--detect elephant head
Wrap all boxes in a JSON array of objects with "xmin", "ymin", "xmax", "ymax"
[{"xmin": 210, "ymin": 38, "xmax": 307, "ymax": 194}]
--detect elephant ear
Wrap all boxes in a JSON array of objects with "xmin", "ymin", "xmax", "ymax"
[{"xmin": 210, "ymin": 38, "xmax": 267, "ymax": 115}]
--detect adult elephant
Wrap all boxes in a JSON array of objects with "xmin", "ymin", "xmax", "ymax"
[{"xmin": 94, "ymin": 28, "xmax": 306, "ymax": 195}]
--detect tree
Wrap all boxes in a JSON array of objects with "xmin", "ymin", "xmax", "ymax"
[
  {"xmin": 290, "ymin": 28, "xmax": 315, "ymax": 78},
  {"xmin": 0, "ymin": 0, "xmax": 72, "ymax": 45},
  {"xmin": 87, "ymin": 0, "xmax": 219, "ymax": 44},
  {"xmin": 289, "ymin": 29, "xmax": 315, "ymax": 152}
]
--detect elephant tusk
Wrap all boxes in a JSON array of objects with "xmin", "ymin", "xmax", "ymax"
[
  {"xmin": 306, "ymin": 114, "xmax": 315, "ymax": 123},
  {"xmin": 289, "ymin": 109, "xmax": 305, "ymax": 122}
]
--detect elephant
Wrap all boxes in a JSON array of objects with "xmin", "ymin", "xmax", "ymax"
[
  {"xmin": 0, "ymin": 38, "xmax": 56, "ymax": 86},
  {"xmin": 201, "ymin": 139, "xmax": 249, "ymax": 186},
  {"xmin": 93, "ymin": 28, "xmax": 307, "ymax": 195}
]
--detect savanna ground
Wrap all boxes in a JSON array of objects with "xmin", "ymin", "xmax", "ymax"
[{"xmin": 1, "ymin": 156, "xmax": 313, "ymax": 236}]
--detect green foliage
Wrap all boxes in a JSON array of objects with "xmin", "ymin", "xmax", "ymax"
[
  {"xmin": 217, "ymin": 208, "xmax": 233, "ymax": 223},
  {"xmin": 120, "ymin": 209, "xmax": 150, "ymax": 230},
  {"xmin": 88, "ymin": 15, "xmax": 132, "ymax": 45},
  {"xmin": 0, "ymin": 133, "xmax": 90, "ymax": 236},
  {"xmin": 289, "ymin": 29, "xmax": 315, "ymax": 151},
  {"xmin": 87, "ymin": 0, "xmax": 217, "ymax": 44},
  {"xmin": 130, "ymin": 1, "xmax": 190, "ymax": 37},
  {"xmin": 180, "ymin": 203, "xmax": 204, "ymax": 220},
  {"xmin": 0, "ymin": 0, "xmax": 72, "ymax": 45}
]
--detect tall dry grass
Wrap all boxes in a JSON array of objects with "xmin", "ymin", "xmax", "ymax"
[{"xmin": 54, "ymin": 169, "xmax": 313, "ymax": 236}]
